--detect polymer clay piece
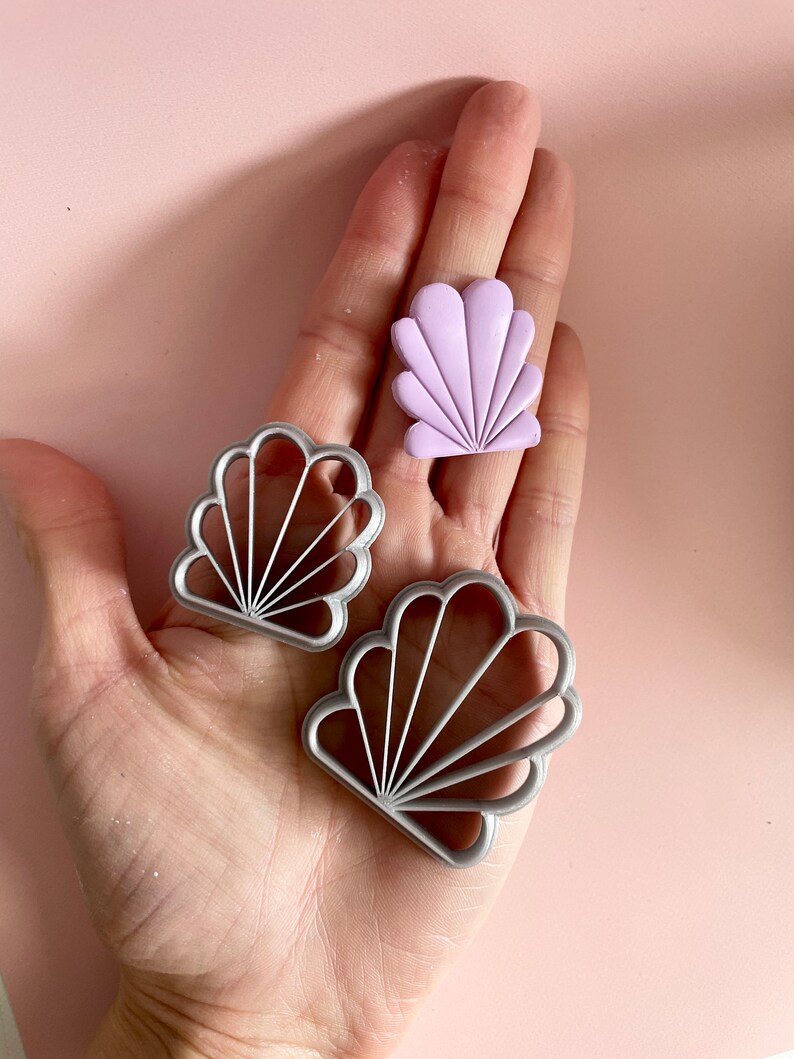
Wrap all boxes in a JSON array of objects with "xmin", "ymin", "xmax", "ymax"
[
  {"xmin": 391, "ymin": 278, "xmax": 543, "ymax": 458},
  {"xmin": 170, "ymin": 422, "xmax": 385, "ymax": 651},
  {"xmin": 302, "ymin": 570, "xmax": 581, "ymax": 868}
]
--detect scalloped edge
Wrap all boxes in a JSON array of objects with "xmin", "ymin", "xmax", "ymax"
[
  {"xmin": 169, "ymin": 422, "xmax": 385, "ymax": 652},
  {"xmin": 302, "ymin": 570, "xmax": 581, "ymax": 866}
]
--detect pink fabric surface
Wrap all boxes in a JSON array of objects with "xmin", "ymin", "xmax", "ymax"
[{"xmin": 1, "ymin": 1, "xmax": 792, "ymax": 1056}]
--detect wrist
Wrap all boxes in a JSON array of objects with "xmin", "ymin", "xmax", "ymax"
[{"xmin": 87, "ymin": 975, "xmax": 334, "ymax": 1059}]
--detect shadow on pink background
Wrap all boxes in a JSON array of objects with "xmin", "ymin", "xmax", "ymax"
[{"xmin": 1, "ymin": 1, "xmax": 792, "ymax": 1056}]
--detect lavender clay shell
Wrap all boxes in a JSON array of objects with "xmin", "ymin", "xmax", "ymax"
[{"xmin": 391, "ymin": 278, "xmax": 543, "ymax": 459}]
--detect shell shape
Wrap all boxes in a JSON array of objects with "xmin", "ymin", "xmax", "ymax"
[
  {"xmin": 170, "ymin": 422, "xmax": 385, "ymax": 651},
  {"xmin": 302, "ymin": 570, "xmax": 581, "ymax": 867},
  {"xmin": 391, "ymin": 279, "xmax": 543, "ymax": 458}
]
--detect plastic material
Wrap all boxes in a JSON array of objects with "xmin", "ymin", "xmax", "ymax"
[
  {"xmin": 170, "ymin": 422, "xmax": 385, "ymax": 651},
  {"xmin": 302, "ymin": 570, "xmax": 581, "ymax": 867},
  {"xmin": 391, "ymin": 278, "xmax": 543, "ymax": 458}
]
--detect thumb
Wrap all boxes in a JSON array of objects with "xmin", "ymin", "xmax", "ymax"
[{"xmin": 0, "ymin": 439, "xmax": 152, "ymax": 724}]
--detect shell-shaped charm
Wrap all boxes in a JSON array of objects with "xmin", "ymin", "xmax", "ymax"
[
  {"xmin": 302, "ymin": 570, "xmax": 581, "ymax": 867},
  {"xmin": 391, "ymin": 279, "xmax": 543, "ymax": 458},
  {"xmin": 170, "ymin": 422, "xmax": 385, "ymax": 651}
]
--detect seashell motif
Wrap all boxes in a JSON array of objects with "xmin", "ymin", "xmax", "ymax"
[
  {"xmin": 302, "ymin": 570, "xmax": 581, "ymax": 867},
  {"xmin": 391, "ymin": 278, "xmax": 543, "ymax": 458},
  {"xmin": 170, "ymin": 422, "xmax": 385, "ymax": 651}
]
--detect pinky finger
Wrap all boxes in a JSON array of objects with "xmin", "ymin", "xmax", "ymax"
[{"xmin": 497, "ymin": 323, "xmax": 589, "ymax": 622}]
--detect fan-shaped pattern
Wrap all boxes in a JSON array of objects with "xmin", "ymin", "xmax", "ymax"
[
  {"xmin": 170, "ymin": 422, "xmax": 384, "ymax": 651},
  {"xmin": 302, "ymin": 570, "xmax": 581, "ymax": 867},
  {"xmin": 391, "ymin": 279, "xmax": 543, "ymax": 458}
]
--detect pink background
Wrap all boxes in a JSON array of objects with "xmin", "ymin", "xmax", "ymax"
[{"xmin": 1, "ymin": 1, "xmax": 792, "ymax": 1056}]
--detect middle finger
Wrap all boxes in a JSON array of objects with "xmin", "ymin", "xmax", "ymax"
[
  {"xmin": 362, "ymin": 81, "xmax": 541, "ymax": 494},
  {"xmin": 433, "ymin": 146, "xmax": 575, "ymax": 539}
]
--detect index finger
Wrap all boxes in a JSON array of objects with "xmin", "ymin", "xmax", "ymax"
[{"xmin": 267, "ymin": 140, "xmax": 447, "ymax": 446}]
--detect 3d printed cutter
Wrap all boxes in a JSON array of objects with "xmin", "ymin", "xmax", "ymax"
[
  {"xmin": 169, "ymin": 422, "xmax": 385, "ymax": 651},
  {"xmin": 302, "ymin": 570, "xmax": 581, "ymax": 869}
]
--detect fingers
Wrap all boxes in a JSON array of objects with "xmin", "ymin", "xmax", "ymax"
[
  {"xmin": 0, "ymin": 440, "xmax": 154, "ymax": 711},
  {"xmin": 497, "ymin": 323, "xmax": 589, "ymax": 621},
  {"xmin": 405, "ymin": 82, "xmax": 540, "ymax": 294},
  {"xmin": 362, "ymin": 81, "xmax": 541, "ymax": 491},
  {"xmin": 434, "ymin": 148, "xmax": 575, "ymax": 538},
  {"xmin": 267, "ymin": 139, "xmax": 446, "ymax": 446}
]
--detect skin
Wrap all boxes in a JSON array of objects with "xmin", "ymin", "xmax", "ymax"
[{"xmin": 0, "ymin": 81, "xmax": 588, "ymax": 1058}]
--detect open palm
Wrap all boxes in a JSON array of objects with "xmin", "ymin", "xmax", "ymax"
[{"xmin": 0, "ymin": 81, "xmax": 588, "ymax": 1058}]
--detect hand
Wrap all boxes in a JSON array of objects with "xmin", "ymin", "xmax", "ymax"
[{"xmin": 0, "ymin": 81, "xmax": 588, "ymax": 1058}]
